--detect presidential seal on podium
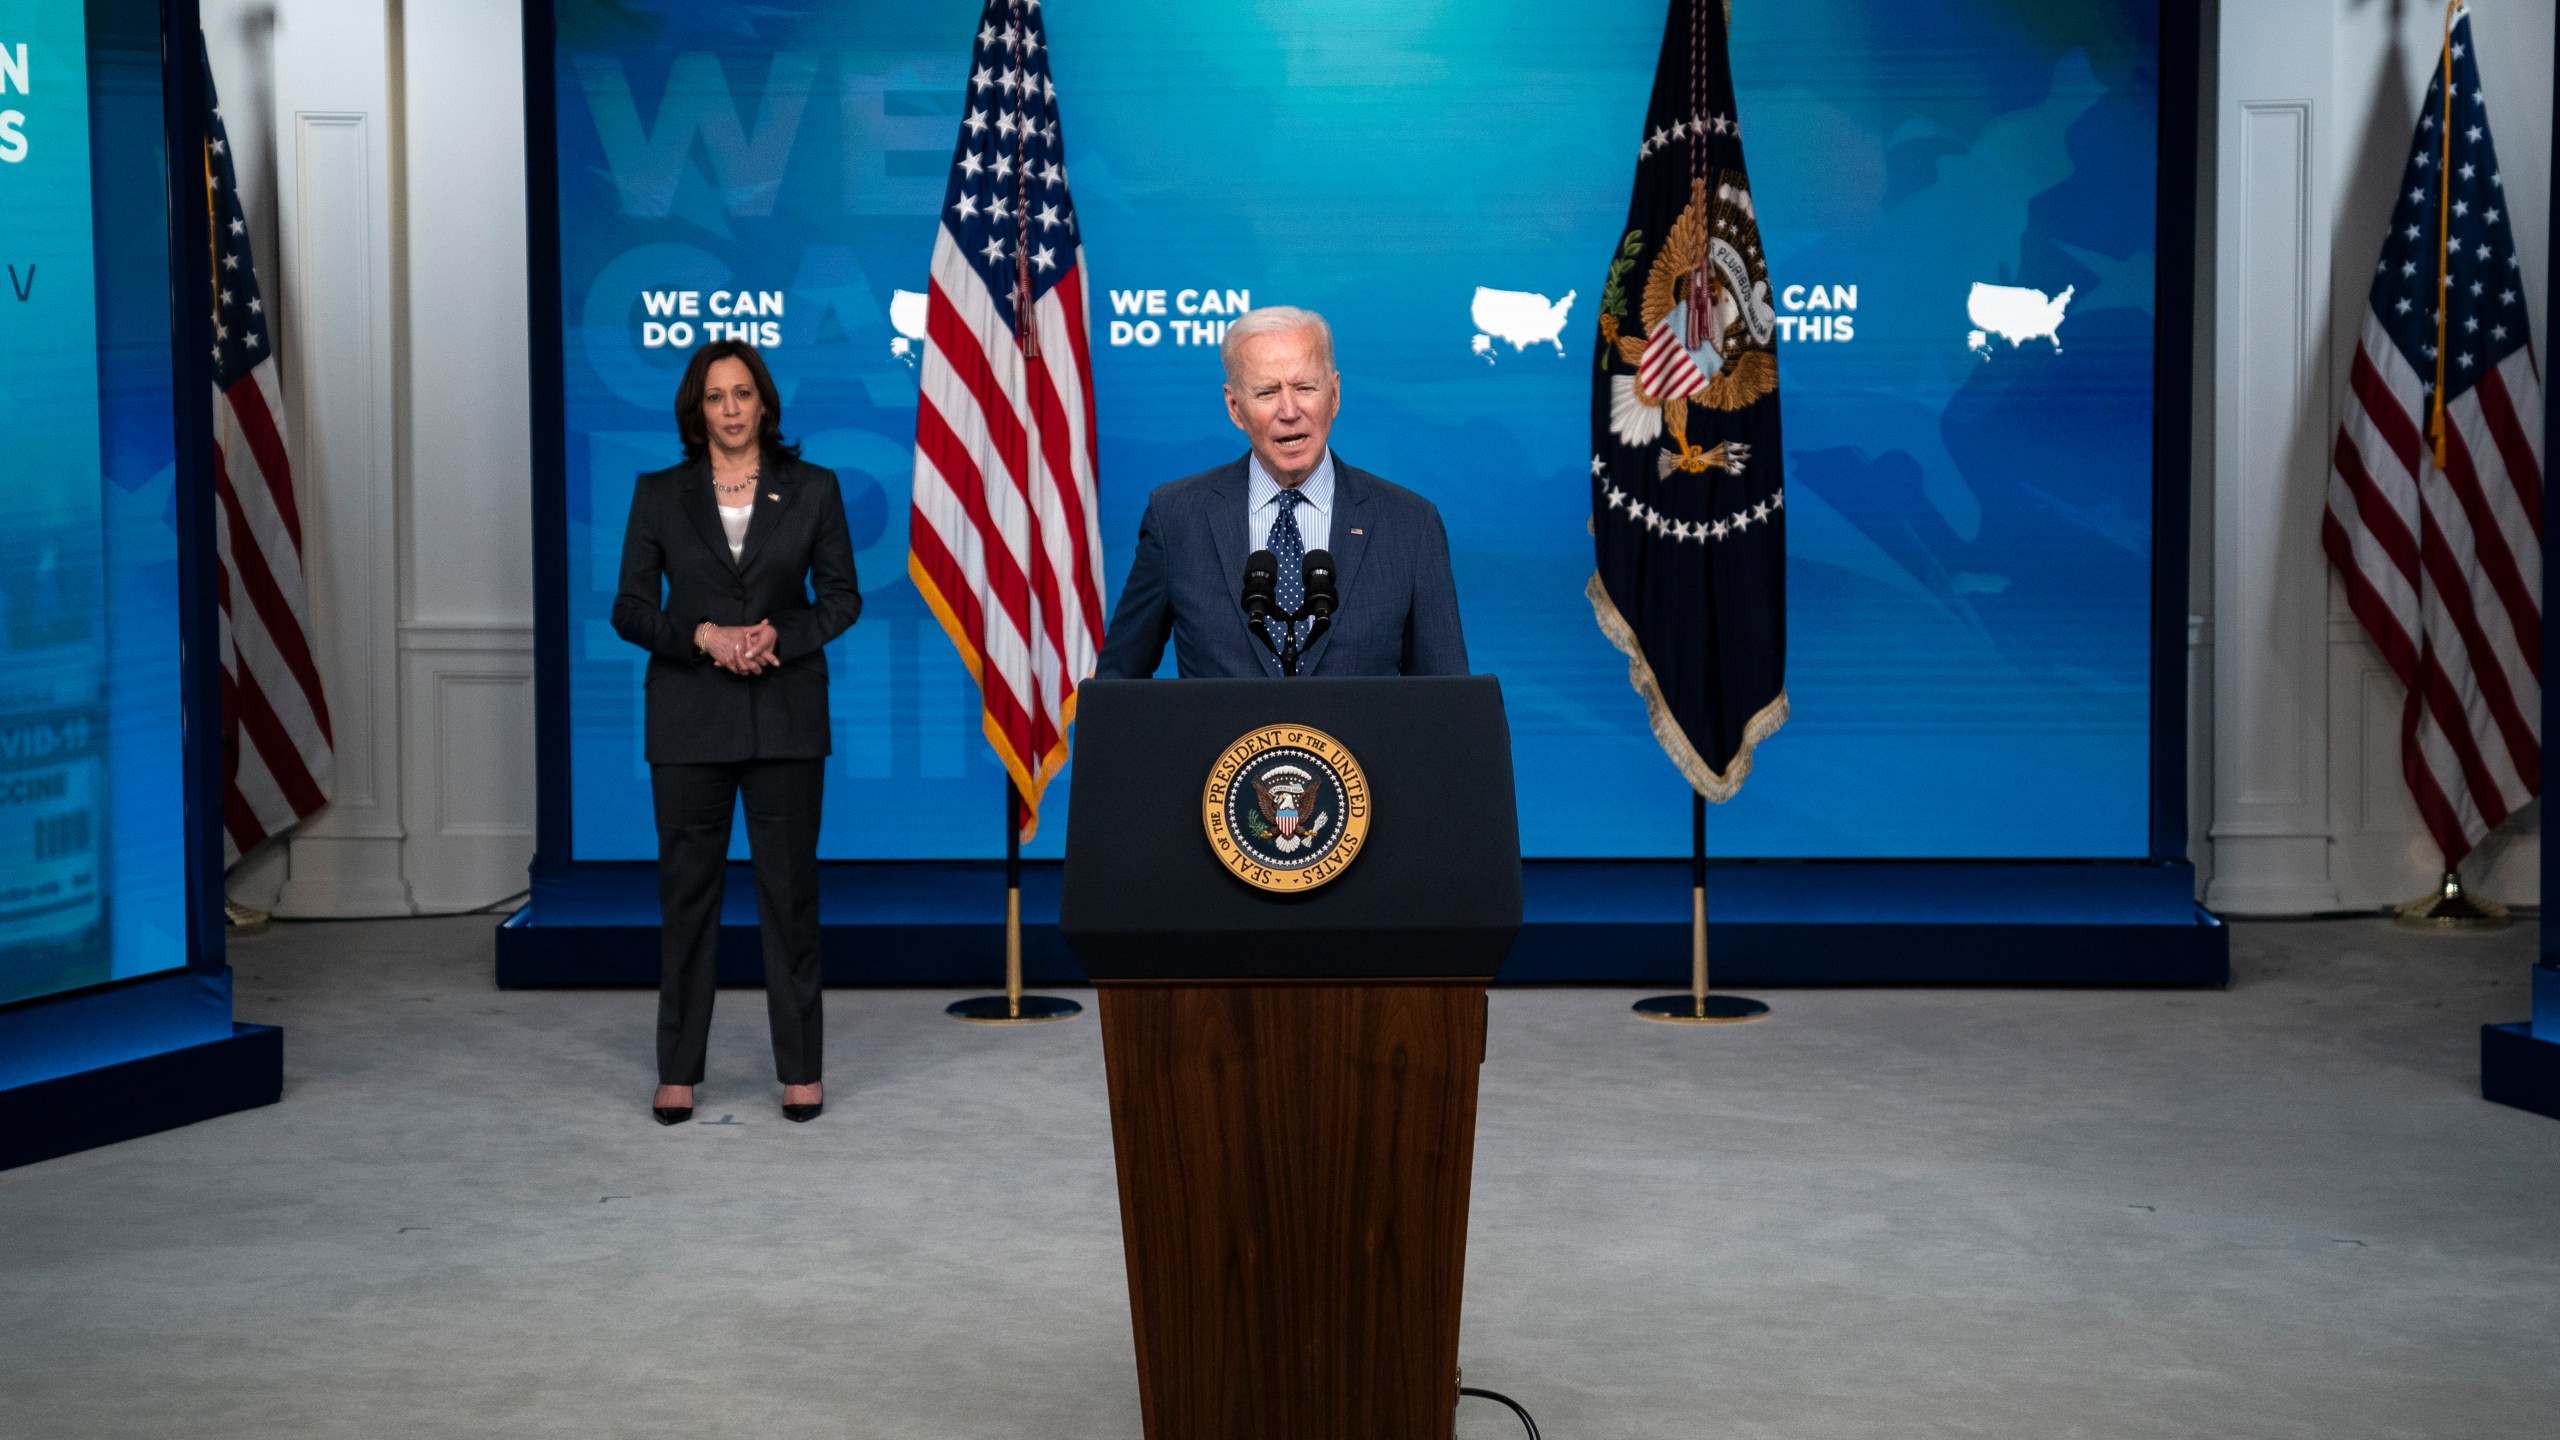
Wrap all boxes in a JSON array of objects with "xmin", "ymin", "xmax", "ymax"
[{"xmin": 1203, "ymin": 724, "xmax": 1372, "ymax": 893}]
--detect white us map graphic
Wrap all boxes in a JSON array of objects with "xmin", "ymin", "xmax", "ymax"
[
  {"xmin": 1471, "ymin": 287, "xmax": 1577, "ymax": 360},
  {"xmin": 888, "ymin": 289, "xmax": 928, "ymax": 366},
  {"xmin": 1967, "ymin": 281, "xmax": 2075, "ymax": 357}
]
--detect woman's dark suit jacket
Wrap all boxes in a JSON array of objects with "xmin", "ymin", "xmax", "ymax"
[{"xmin": 611, "ymin": 455, "xmax": 862, "ymax": 764}]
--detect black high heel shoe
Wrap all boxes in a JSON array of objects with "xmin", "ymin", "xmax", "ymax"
[
  {"xmin": 781, "ymin": 1085, "xmax": 823, "ymax": 1122},
  {"xmin": 653, "ymin": 1086, "xmax": 694, "ymax": 1125}
]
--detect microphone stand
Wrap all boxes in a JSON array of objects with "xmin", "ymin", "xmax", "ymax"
[
  {"xmin": 1242, "ymin": 546, "xmax": 1334, "ymax": 676},
  {"xmin": 1248, "ymin": 606, "xmax": 1332, "ymax": 676}
]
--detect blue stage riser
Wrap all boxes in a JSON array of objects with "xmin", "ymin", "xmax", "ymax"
[
  {"xmin": 497, "ymin": 861, "xmax": 2228, "ymax": 988},
  {"xmin": 2482, "ymin": 1023, "xmax": 2560, "ymax": 1124},
  {"xmin": 0, "ymin": 1024, "xmax": 282, "ymax": 1173},
  {"xmin": 0, "ymin": 970, "xmax": 237, "ymax": 1090}
]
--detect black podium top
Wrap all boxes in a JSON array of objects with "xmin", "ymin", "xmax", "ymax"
[{"xmin": 1060, "ymin": 676, "xmax": 1523, "ymax": 980}]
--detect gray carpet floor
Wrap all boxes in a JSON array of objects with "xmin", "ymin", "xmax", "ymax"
[{"xmin": 4, "ymin": 916, "xmax": 2558, "ymax": 1438}]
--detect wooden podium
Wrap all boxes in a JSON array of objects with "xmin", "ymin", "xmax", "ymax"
[{"xmin": 1063, "ymin": 678, "xmax": 1522, "ymax": 1440}]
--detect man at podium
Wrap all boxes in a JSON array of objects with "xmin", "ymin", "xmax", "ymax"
[{"xmin": 1093, "ymin": 306, "xmax": 1470, "ymax": 679}]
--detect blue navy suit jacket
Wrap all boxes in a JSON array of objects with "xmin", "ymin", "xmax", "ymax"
[{"xmin": 1093, "ymin": 454, "xmax": 1470, "ymax": 679}]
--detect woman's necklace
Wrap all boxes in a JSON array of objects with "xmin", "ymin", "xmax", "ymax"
[{"xmin": 712, "ymin": 464, "xmax": 759, "ymax": 499}]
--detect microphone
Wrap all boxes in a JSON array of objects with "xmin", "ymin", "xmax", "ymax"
[
  {"xmin": 1301, "ymin": 548, "xmax": 1338, "ymax": 620},
  {"xmin": 1241, "ymin": 548, "xmax": 1278, "ymax": 622}
]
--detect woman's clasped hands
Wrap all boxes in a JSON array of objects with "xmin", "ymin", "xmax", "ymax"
[{"xmin": 696, "ymin": 619, "xmax": 780, "ymax": 676}]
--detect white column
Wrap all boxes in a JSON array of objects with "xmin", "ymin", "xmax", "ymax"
[
  {"xmin": 2207, "ymin": 0, "xmax": 2342, "ymax": 913},
  {"xmin": 397, "ymin": 0, "xmax": 536, "ymax": 909},
  {"xmin": 263, "ymin": 0, "xmax": 411, "ymax": 916}
]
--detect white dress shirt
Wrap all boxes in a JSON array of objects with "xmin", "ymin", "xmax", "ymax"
[{"xmin": 1246, "ymin": 450, "xmax": 1335, "ymax": 556}]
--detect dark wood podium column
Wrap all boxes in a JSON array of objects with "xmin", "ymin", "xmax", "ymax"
[{"xmin": 1097, "ymin": 978, "xmax": 1489, "ymax": 1440}]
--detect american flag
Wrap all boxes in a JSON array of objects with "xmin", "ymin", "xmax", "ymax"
[
  {"xmin": 205, "ymin": 37, "xmax": 333, "ymax": 863},
  {"xmin": 908, "ymin": 0, "xmax": 1105, "ymax": 841},
  {"xmin": 2325, "ymin": 3, "xmax": 2542, "ymax": 871}
]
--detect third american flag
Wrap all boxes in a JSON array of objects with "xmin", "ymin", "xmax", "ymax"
[
  {"xmin": 206, "ymin": 34, "xmax": 334, "ymax": 862},
  {"xmin": 909, "ymin": 0, "xmax": 1106, "ymax": 840},
  {"xmin": 2324, "ymin": 2, "xmax": 2542, "ymax": 871}
]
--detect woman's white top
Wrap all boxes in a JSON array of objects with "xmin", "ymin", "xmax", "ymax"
[{"xmin": 717, "ymin": 501, "xmax": 752, "ymax": 561}]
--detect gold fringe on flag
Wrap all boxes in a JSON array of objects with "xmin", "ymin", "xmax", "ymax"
[{"xmin": 1586, "ymin": 573, "xmax": 1787, "ymax": 803}]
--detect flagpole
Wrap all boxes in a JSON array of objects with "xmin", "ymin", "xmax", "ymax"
[
  {"xmin": 1633, "ymin": 791, "xmax": 1768, "ymax": 1024},
  {"xmin": 1691, "ymin": 791, "xmax": 1709, "ymax": 1005},
  {"xmin": 947, "ymin": 780, "xmax": 1083, "ymax": 1024},
  {"xmin": 2431, "ymin": 0, "xmax": 2455, "ymax": 469}
]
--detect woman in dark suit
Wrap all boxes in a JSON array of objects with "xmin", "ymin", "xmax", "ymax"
[{"xmin": 612, "ymin": 340, "xmax": 861, "ymax": 1125}]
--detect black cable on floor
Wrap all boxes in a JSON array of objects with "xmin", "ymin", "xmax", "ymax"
[{"xmin": 1460, "ymin": 1386, "xmax": 1541, "ymax": 1440}]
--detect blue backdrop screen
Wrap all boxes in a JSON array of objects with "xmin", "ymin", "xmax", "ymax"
[
  {"xmin": 552, "ymin": 0, "xmax": 2161, "ymax": 861},
  {"xmin": 0, "ymin": 0, "xmax": 187, "ymax": 1007}
]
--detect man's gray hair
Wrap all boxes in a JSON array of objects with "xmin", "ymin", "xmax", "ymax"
[{"xmin": 1220, "ymin": 306, "xmax": 1335, "ymax": 382}]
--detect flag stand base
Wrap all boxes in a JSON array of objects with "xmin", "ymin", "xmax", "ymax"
[
  {"xmin": 2394, "ymin": 869, "xmax": 2510, "ymax": 931},
  {"xmin": 1633, "ymin": 993, "xmax": 1770, "ymax": 1024},
  {"xmin": 948, "ymin": 784, "xmax": 1085, "ymax": 1025},
  {"xmin": 1634, "ymin": 794, "xmax": 1770, "ymax": 1025},
  {"xmin": 948, "ymin": 994, "xmax": 1084, "ymax": 1024}
]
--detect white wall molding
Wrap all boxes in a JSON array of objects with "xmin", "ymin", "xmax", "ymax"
[
  {"xmin": 400, "ymin": 622, "xmax": 536, "ymax": 654},
  {"xmin": 398, "ymin": 638, "xmax": 535, "ymax": 910}
]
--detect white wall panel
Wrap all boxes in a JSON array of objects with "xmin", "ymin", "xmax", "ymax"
[
  {"xmin": 285, "ymin": 113, "xmax": 387, "ymax": 807},
  {"xmin": 396, "ymin": 0, "xmax": 536, "ymax": 906},
  {"xmin": 265, "ymin": 0, "xmax": 410, "ymax": 917},
  {"xmin": 2211, "ymin": 69, "xmax": 2342, "ymax": 911},
  {"xmin": 2228, "ymin": 101, "xmax": 2321, "ymax": 815},
  {"xmin": 400, "ymin": 628, "xmax": 535, "ymax": 910},
  {"xmin": 435, "ymin": 678, "xmax": 535, "ymax": 837},
  {"xmin": 402, "ymin": 0, "xmax": 531, "ymax": 629}
]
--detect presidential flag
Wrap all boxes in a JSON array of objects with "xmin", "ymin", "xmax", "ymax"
[
  {"xmin": 909, "ymin": 0, "xmax": 1106, "ymax": 842},
  {"xmin": 1589, "ymin": 0, "xmax": 1786, "ymax": 800},
  {"xmin": 2323, "ymin": 2, "xmax": 2541, "ymax": 871},
  {"xmin": 205, "ymin": 36, "xmax": 334, "ymax": 863}
]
